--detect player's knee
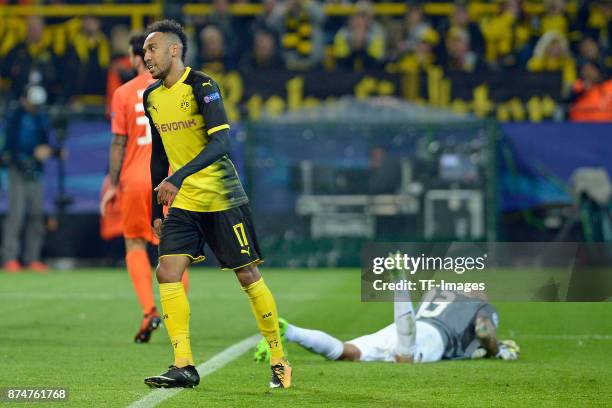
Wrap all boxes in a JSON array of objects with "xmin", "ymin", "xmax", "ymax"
[
  {"xmin": 339, "ymin": 343, "xmax": 361, "ymax": 361},
  {"xmin": 125, "ymin": 238, "xmax": 147, "ymax": 252},
  {"xmin": 156, "ymin": 262, "xmax": 181, "ymax": 283},
  {"xmin": 155, "ymin": 264, "xmax": 169, "ymax": 283},
  {"xmin": 234, "ymin": 264, "xmax": 261, "ymax": 286}
]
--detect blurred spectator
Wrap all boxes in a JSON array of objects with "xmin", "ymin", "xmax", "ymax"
[
  {"xmin": 240, "ymin": 29, "xmax": 283, "ymax": 72},
  {"xmin": 208, "ymin": 0, "xmax": 234, "ymax": 38},
  {"xmin": 390, "ymin": 26, "xmax": 437, "ymax": 73},
  {"xmin": 1, "ymin": 16, "xmax": 57, "ymax": 103},
  {"xmin": 576, "ymin": 36, "xmax": 605, "ymax": 69},
  {"xmin": 439, "ymin": 3, "xmax": 485, "ymax": 56},
  {"xmin": 568, "ymin": 61, "xmax": 612, "ymax": 122},
  {"xmin": 480, "ymin": 0, "xmax": 531, "ymax": 68},
  {"xmin": 540, "ymin": 0, "xmax": 569, "ymax": 38},
  {"xmin": 385, "ymin": 4, "xmax": 439, "ymax": 73},
  {"xmin": 573, "ymin": 0, "xmax": 609, "ymax": 45},
  {"xmin": 66, "ymin": 16, "xmax": 110, "ymax": 102},
  {"xmin": 197, "ymin": 25, "xmax": 236, "ymax": 74},
  {"xmin": 275, "ymin": 0, "xmax": 325, "ymax": 71},
  {"xmin": 252, "ymin": 0, "xmax": 281, "ymax": 36},
  {"xmin": 105, "ymin": 25, "xmax": 135, "ymax": 118},
  {"xmin": 1, "ymin": 85, "xmax": 56, "ymax": 273},
  {"xmin": 397, "ymin": 4, "xmax": 439, "ymax": 56},
  {"xmin": 442, "ymin": 27, "xmax": 485, "ymax": 73},
  {"xmin": 333, "ymin": 1, "xmax": 385, "ymax": 71},
  {"xmin": 0, "ymin": 0, "xmax": 609, "ymax": 124},
  {"xmin": 527, "ymin": 31, "xmax": 576, "ymax": 94},
  {"xmin": 194, "ymin": 0, "xmax": 239, "ymax": 58}
]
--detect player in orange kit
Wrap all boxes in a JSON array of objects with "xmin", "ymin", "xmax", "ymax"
[{"xmin": 101, "ymin": 34, "xmax": 189, "ymax": 343}]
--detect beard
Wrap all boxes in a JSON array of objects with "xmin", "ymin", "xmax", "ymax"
[{"xmin": 151, "ymin": 62, "xmax": 170, "ymax": 80}]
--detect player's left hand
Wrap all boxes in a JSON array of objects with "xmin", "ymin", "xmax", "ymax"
[
  {"xmin": 154, "ymin": 179, "xmax": 178, "ymax": 206},
  {"xmin": 496, "ymin": 340, "xmax": 520, "ymax": 360}
]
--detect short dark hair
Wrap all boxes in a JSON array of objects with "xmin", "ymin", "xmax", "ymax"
[
  {"xmin": 129, "ymin": 34, "xmax": 146, "ymax": 61},
  {"xmin": 144, "ymin": 19, "xmax": 188, "ymax": 62}
]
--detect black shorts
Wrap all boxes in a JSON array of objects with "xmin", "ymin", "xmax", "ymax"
[{"xmin": 158, "ymin": 204, "xmax": 263, "ymax": 270}]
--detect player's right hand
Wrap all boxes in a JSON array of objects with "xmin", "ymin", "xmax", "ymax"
[
  {"xmin": 154, "ymin": 179, "xmax": 178, "ymax": 206},
  {"xmin": 152, "ymin": 218, "xmax": 163, "ymax": 238},
  {"xmin": 100, "ymin": 184, "xmax": 118, "ymax": 216}
]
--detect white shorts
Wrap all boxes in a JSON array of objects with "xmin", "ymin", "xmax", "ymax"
[{"xmin": 346, "ymin": 321, "xmax": 445, "ymax": 363}]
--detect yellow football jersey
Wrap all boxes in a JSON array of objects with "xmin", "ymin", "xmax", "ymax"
[{"xmin": 144, "ymin": 67, "xmax": 247, "ymax": 213}]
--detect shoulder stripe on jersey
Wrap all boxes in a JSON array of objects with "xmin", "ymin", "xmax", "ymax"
[
  {"xmin": 207, "ymin": 124, "xmax": 230, "ymax": 135},
  {"xmin": 184, "ymin": 68, "xmax": 212, "ymax": 85},
  {"xmin": 143, "ymin": 79, "xmax": 163, "ymax": 103}
]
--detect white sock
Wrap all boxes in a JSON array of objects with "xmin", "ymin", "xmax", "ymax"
[
  {"xmin": 285, "ymin": 323, "xmax": 344, "ymax": 360},
  {"xmin": 394, "ymin": 300, "xmax": 416, "ymax": 357}
]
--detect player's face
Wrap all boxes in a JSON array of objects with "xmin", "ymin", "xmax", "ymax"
[{"xmin": 143, "ymin": 32, "xmax": 172, "ymax": 80}]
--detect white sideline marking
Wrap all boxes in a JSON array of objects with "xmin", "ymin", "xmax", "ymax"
[{"xmin": 127, "ymin": 334, "xmax": 260, "ymax": 408}]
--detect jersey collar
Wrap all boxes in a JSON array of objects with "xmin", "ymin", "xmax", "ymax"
[{"xmin": 164, "ymin": 67, "xmax": 191, "ymax": 91}]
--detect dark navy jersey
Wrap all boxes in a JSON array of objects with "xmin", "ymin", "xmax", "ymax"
[{"xmin": 416, "ymin": 289, "xmax": 499, "ymax": 359}]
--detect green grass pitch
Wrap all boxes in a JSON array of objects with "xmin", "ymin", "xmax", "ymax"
[{"xmin": 0, "ymin": 268, "xmax": 610, "ymax": 407}]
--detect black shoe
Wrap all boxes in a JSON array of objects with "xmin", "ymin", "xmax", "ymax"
[
  {"xmin": 134, "ymin": 312, "xmax": 162, "ymax": 343},
  {"xmin": 144, "ymin": 365, "xmax": 200, "ymax": 388}
]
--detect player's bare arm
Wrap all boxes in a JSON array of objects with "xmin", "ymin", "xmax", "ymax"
[
  {"xmin": 148, "ymin": 105, "xmax": 169, "ymax": 228},
  {"xmin": 475, "ymin": 314, "xmax": 499, "ymax": 356},
  {"xmin": 108, "ymin": 134, "xmax": 127, "ymax": 186},
  {"xmin": 100, "ymin": 133, "xmax": 127, "ymax": 215},
  {"xmin": 474, "ymin": 311, "xmax": 520, "ymax": 360}
]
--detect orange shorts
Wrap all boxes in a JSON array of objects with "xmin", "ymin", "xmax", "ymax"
[{"xmin": 121, "ymin": 188, "xmax": 159, "ymax": 244}]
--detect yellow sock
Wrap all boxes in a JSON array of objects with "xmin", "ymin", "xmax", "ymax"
[
  {"xmin": 159, "ymin": 282, "xmax": 193, "ymax": 367},
  {"xmin": 242, "ymin": 278, "xmax": 285, "ymax": 364}
]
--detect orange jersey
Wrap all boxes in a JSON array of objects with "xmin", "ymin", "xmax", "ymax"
[{"xmin": 111, "ymin": 73, "xmax": 156, "ymax": 190}]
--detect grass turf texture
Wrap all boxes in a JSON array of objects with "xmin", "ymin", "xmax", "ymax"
[{"xmin": 0, "ymin": 269, "xmax": 610, "ymax": 407}]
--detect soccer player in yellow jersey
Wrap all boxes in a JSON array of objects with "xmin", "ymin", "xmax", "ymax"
[{"xmin": 141, "ymin": 20, "xmax": 291, "ymax": 389}]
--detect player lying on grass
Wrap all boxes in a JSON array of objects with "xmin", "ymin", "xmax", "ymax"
[{"xmin": 255, "ymin": 288, "xmax": 519, "ymax": 363}]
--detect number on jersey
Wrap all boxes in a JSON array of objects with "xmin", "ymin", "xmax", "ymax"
[{"xmin": 136, "ymin": 89, "xmax": 151, "ymax": 145}]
